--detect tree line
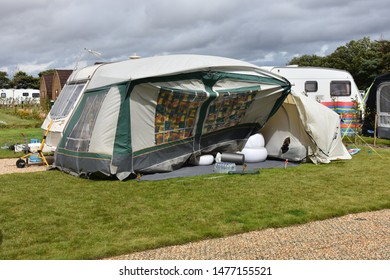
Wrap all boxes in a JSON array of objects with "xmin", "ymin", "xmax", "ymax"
[
  {"xmin": 0, "ymin": 70, "xmax": 55, "ymax": 89},
  {"xmin": 0, "ymin": 71, "xmax": 40, "ymax": 89},
  {"xmin": 288, "ymin": 37, "xmax": 390, "ymax": 90},
  {"xmin": 1, "ymin": 37, "xmax": 389, "ymax": 90}
]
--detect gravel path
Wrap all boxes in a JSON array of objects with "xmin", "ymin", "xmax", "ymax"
[
  {"xmin": 0, "ymin": 158, "xmax": 47, "ymax": 175},
  {"xmin": 108, "ymin": 209, "xmax": 390, "ymax": 260}
]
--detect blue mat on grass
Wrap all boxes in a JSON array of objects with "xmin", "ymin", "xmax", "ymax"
[{"xmin": 140, "ymin": 159, "xmax": 299, "ymax": 181}]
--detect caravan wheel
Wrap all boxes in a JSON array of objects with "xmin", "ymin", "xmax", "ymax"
[{"xmin": 16, "ymin": 159, "xmax": 26, "ymax": 168}]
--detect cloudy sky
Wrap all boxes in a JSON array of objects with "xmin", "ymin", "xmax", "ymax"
[{"xmin": 1, "ymin": 0, "xmax": 389, "ymax": 77}]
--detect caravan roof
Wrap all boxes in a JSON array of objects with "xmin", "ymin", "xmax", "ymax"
[
  {"xmin": 86, "ymin": 54, "xmax": 269, "ymax": 90},
  {"xmin": 263, "ymin": 65, "xmax": 356, "ymax": 79},
  {"xmin": 261, "ymin": 66, "xmax": 361, "ymax": 98}
]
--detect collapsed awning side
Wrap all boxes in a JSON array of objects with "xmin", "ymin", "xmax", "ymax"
[
  {"xmin": 122, "ymin": 71, "xmax": 290, "ymax": 176},
  {"xmin": 292, "ymin": 92, "xmax": 351, "ymax": 163},
  {"xmin": 261, "ymin": 91, "xmax": 351, "ymax": 163},
  {"xmin": 54, "ymin": 67, "xmax": 291, "ymax": 180}
]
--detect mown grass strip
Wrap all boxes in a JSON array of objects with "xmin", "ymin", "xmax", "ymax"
[{"xmin": 0, "ymin": 109, "xmax": 42, "ymax": 129}]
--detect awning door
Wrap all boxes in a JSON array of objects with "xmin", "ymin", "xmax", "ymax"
[{"xmin": 377, "ymin": 82, "xmax": 390, "ymax": 128}]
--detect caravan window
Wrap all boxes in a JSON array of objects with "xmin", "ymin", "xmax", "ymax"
[
  {"xmin": 50, "ymin": 83, "xmax": 86, "ymax": 119},
  {"xmin": 305, "ymin": 81, "xmax": 318, "ymax": 92},
  {"xmin": 22, "ymin": 92, "xmax": 29, "ymax": 97},
  {"xmin": 1, "ymin": 92, "xmax": 6, "ymax": 98},
  {"xmin": 330, "ymin": 81, "xmax": 351, "ymax": 96},
  {"xmin": 32, "ymin": 92, "xmax": 40, "ymax": 98}
]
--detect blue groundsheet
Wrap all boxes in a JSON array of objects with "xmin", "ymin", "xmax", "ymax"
[{"xmin": 140, "ymin": 159, "xmax": 299, "ymax": 181}]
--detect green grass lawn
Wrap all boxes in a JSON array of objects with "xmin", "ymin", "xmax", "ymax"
[
  {"xmin": 0, "ymin": 109, "xmax": 42, "ymax": 129},
  {"xmin": 0, "ymin": 107, "xmax": 44, "ymax": 158},
  {"xmin": 0, "ymin": 146, "xmax": 389, "ymax": 260},
  {"xmin": 0, "ymin": 127, "xmax": 43, "ymax": 158}
]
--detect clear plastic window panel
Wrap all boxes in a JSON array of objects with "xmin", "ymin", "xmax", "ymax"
[
  {"xmin": 155, "ymin": 89, "xmax": 207, "ymax": 145},
  {"xmin": 379, "ymin": 115, "xmax": 390, "ymax": 127},
  {"xmin": 50, "ymin": 83, "xmax": 86, "ymax": 119},
  {"xmin": 203, "ymin": 90, "xmax": 258, "ymax": 133},
  {"xmin": 64, "ymin": 92, "xmax": 106, "ymax": 152},
  {"xmin": 330, "ymin": 81, "xmax": 351, "ymax": 96}
]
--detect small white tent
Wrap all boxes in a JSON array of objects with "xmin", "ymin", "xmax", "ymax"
[{"xmin": 260, "ymin": 91, "xmax": 351, "ymax": 163}]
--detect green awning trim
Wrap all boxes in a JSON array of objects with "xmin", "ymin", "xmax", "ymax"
[
  {"xmin": 267, "ymin": 90, "xmax": 291, "ymax": 121},
  {"xmin": 112, "ymin": 83, "xmax": 132, "ymax": 156},
  {"xmin": 159, "ymin": 86, "xmax": 206, "ymax": 95},
  {"xmin": 58, "ymin": 86, "xmax": 111, "ymax": 149},
  {"xmin": 215, "ymin": 85, "xmax": 261, "ymax": 94},
  {"xmin": 57, "ymin": 147, "xmax": 111, "ymax": 160},
  {"xmin": 210, "ymin": 71, "xmax": 290, "ymax": 89},
  {"xmin": 120, "ymin": 70, "xmax": 290, "ymax": 93}
]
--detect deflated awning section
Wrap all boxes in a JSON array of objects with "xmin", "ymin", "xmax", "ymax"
[{"xmin": 261, "ymin": 90, "xmax": 351, "ymax": 163}]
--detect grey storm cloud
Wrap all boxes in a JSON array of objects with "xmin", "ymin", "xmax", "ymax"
[{"xmin": 1, "ymin": 0, "xmax": 389, "ymax": 76}]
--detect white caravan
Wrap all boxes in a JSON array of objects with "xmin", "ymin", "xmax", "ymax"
[
  {"xmin": 41, "ymin": 65, "xmax": 101, "ymax": 151},
  {"xmin": 261, "ymin": 66, "xmax": 362, "ymax": 136},
  {"xmin": 0, "ymin": 88, "xmax": 40, "ymax": 105}
]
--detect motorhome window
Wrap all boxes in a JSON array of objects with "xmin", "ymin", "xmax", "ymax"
[
  {"xmin": 50, "ymin": 83, "xmax": 86, "ymax": 119},
  {"xmin": 32, "ymin": 93, "xmax": 40, "ymax": 98},
  {"xmin": 330, "ymin": 81, "xmax": 351, "ymax": 96},
  {"xmin": 23, "ymin": 92, "xmax": 29, "ymax": 97},
  {"xmin": 379, "ymin": 84, "xmax": 390, "ymax": 113},
  {"xmin": 1, "ymin": 92, "xmax": 6, "ymax": 98},
  {"xmin": 305, "ymin": 81, "xmax": 318, "ymax": 92}
]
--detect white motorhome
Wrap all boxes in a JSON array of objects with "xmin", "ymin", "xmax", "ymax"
[
  {"xmin": 0, "ymin": 88, "xmax": 40, "ymax": 105},
  {"xmin": 261, "ymin": 66, "xmax": 362, "ymax": 136}
]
